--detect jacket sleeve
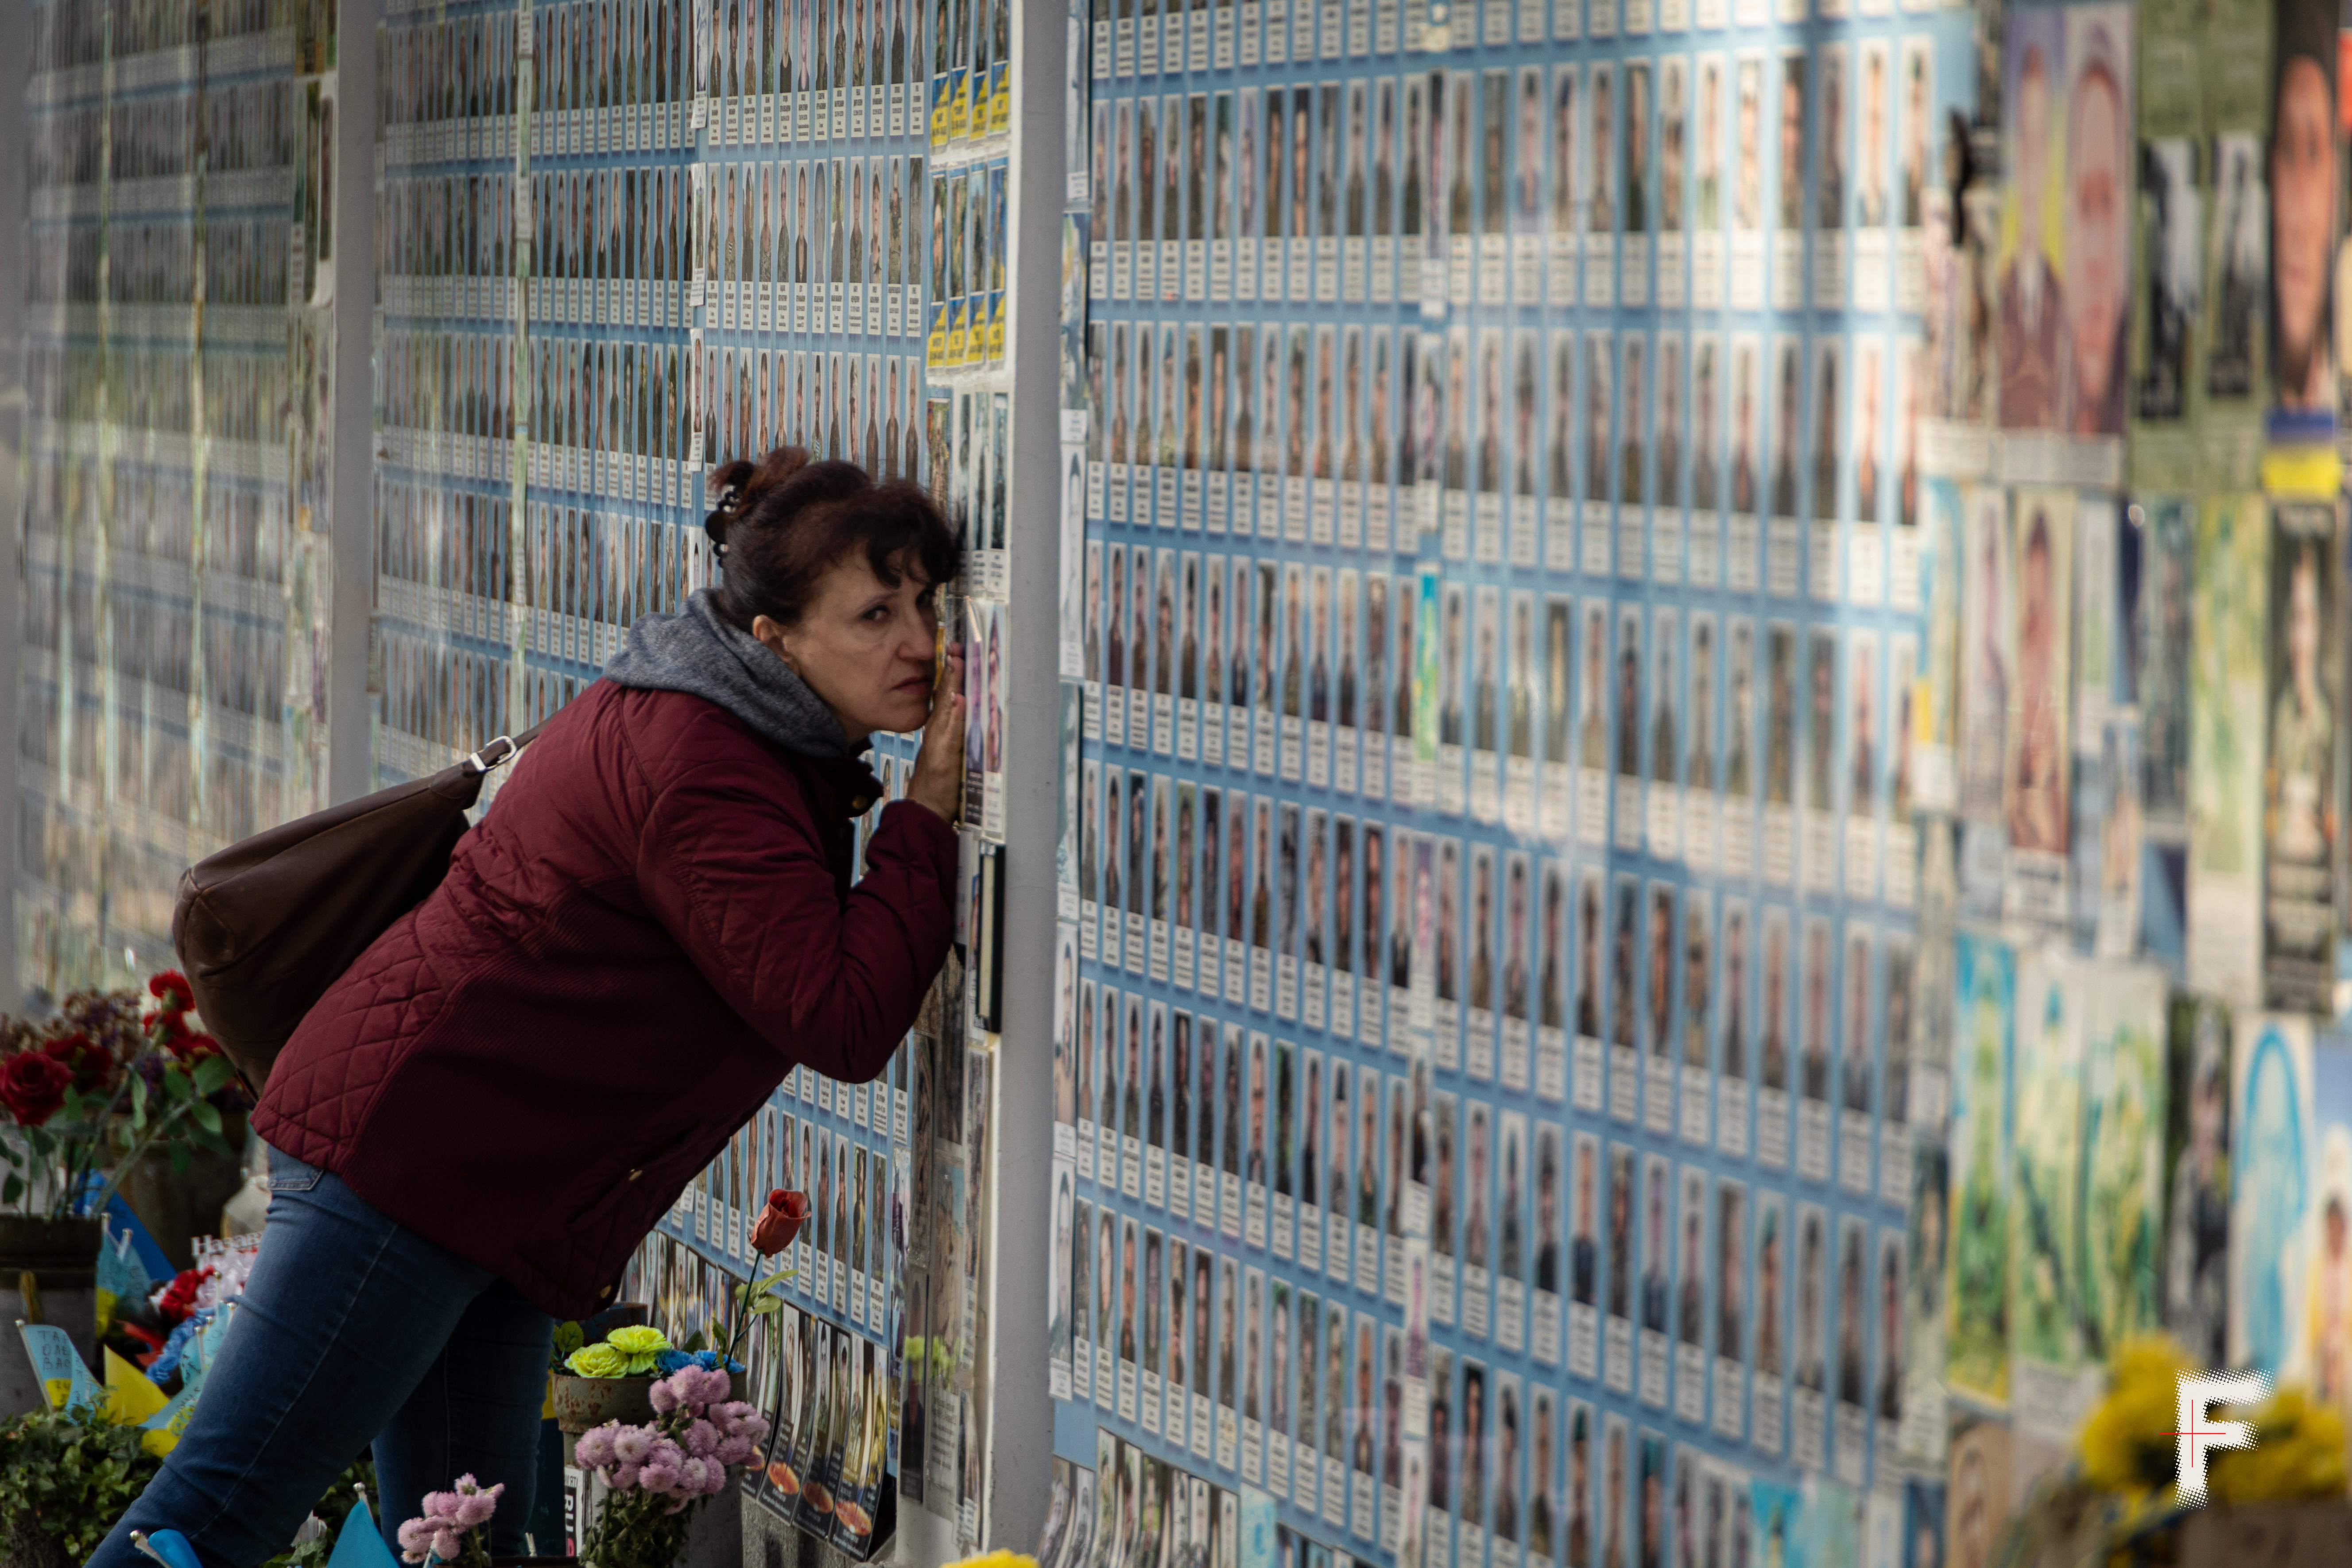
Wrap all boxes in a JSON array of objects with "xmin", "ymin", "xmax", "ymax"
[{"xmin": 635, "ymin": 756, "xmax": 960, "ymax": 1082}]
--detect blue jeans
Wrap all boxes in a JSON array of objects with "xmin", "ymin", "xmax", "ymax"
[{"xmin": 88, "ymin": 1148, "xmax": 553, "ymax": 1568}]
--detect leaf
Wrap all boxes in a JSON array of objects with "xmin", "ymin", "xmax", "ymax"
[
  {"xmin": 752, "ymin": 1297, "xmax": 783, "ymax": 1316},
  {"xmin": 168, "ymin": 1144, "xmax": 190, "ymax": 1176},
  {"xmin": 2, "ymin": 1175, "xmax": 19, "ymax": 1206},
  {"xmin": 129, "ymin": 1076, "xmax": 148, "ymax": 1126},
  {"xmin": 193, "ymin": 1056, "xmax": 236, "ymax": 1097},
  {"xmin": 190, "ymin": 1102, "xmax": 222, "ymax": 1136},
  {"xmin": 753, "ymin": 1268, "xmax": 795, "ymax": 1294}
]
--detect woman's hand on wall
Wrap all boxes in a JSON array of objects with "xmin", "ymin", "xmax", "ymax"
[{"xmin": 909, "ymin": 641, "xmax": 965, "ymax": 824}]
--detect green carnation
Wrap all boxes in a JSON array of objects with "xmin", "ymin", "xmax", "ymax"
[
  {"xmin": 605, "ymin": 1325, "xmax": 671, "ymax": 1374},
  {"xmin": 565, "ymin": 1343, "xmax": 629, "ymax": 1378}
]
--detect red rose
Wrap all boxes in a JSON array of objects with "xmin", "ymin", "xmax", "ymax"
[
  {"xmin": 0, "ymin": 1051, "xmax": 74, "ymax": 1127},
  {"xmin": 41, "ymin": 1032, "xmax": 111, "ymax": 1095},
  {"xmin": 750, "ymin": 1189, "xmax": 810, "ymax": 1255}
]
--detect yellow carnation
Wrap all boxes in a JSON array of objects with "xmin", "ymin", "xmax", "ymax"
[
  {"xmin": 944, "ymin": 1552, "xmax": 1037, "ymax": 1568},
  {"xmin": 2076, "ymin": 1336, "xmax": 2194, "ymax": 1496},
  {"xmin": 2209, "ymin": 1388, "xmax": 2349, "ymax": 1507}
]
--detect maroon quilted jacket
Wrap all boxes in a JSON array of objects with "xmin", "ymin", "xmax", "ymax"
[{"xmin": 254, "ymin": 681, "xmax": 958, "ymax": 1319}]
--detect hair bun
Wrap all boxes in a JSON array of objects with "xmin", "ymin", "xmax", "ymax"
[{"xmin": 764, "ymin": 446, "xmax": 815, "ymax": 488}]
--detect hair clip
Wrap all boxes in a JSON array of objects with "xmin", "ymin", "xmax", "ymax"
[{"xmin": 714, "ymin": 482, "xmax": 745, "ymax": 517}]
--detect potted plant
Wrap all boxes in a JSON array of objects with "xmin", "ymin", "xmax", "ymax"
[
  {"xmin": 0, "ymin": 975, "xmax": 246, "ymax": 1236},
  {"xmin": 0, "ymin": 1401, "xmax": 164, "ymax": 1568},
  {"xmin": 552, "ymin": 1192, "xmax": 802, "ymax": 1446},
  {"xmin": 109, "ymin": 975, "xmax": 255, "ymax": 1272},
  {"xmin": 0, "ymin": 976, "xmax": 242, "ymax": 1412},
  {"xmin": 550, "ymin": 1326, "xmax": 675, "ymax": 1440}
]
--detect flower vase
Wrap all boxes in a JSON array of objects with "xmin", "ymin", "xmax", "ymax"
[
  {"xmin": 550, "ymin": 1373, "xmax": 660, "ymax": 1443},
  {"xmin": 0, "ymin": 1215, "xmax": 102, "ymax": 1417},
  {"xmin": 552, "ymin": 1371, "xmax": 660, "ymax": 1560},
  {"xmin": 117, "ymin": 1108, "xmax": 251, "ymax": 1272}
]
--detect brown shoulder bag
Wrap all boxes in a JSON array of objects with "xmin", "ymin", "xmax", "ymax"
[{"xmin": 170, "ymin": 730, "xmax": 539, "ymax": 1094}]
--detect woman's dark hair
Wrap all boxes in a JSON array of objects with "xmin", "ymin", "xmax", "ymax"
[{"xmin": 703, "ymin": 446, "xmax": 960, "ymax": 631}]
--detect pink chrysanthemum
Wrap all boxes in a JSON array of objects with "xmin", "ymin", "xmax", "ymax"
[{"xmin": 575, "ymin": 1424, "xmax": 618, "ymax": 1468}]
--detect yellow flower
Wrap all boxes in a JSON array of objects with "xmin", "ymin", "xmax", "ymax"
[
  {"xmin": 2076, "ymin": 1336, "xmax": 2194, "ymax": 1497},
  {"xmin": 2209, "ymin": 1388, "xmax": 2349, "ymax": 1507},
  {"xmin": 943, "ymin": 1552, "xmax": 1037, "ymax": 1568}
]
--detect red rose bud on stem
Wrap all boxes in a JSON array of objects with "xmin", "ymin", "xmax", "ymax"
[{"xmin": 750, "ymin": 1189, "xmax": 808, "ymax": 1255}]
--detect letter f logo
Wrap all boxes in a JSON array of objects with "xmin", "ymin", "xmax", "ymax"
[{"xmin": 2175, "ymin": 1372, "xmax": 2270, "ymax": 1506}]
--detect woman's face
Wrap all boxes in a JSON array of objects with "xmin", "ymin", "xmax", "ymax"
[
  {"xmin": 2274, "ymin": 54, "xmax": 2336, "ymax": 393},
  {"xmin": 761, "ymin": 550, "xmax": 942, "ymax": 737}
]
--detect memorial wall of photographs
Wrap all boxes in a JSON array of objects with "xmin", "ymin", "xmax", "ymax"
[
  {"xmin": 372, "ymin": 0, "xmax": 1014, "ymax": 1553},
  {"xmin": 1044, "ymin": 0, "xmax": 1986, "ymax": 1559},
  {"xmin": 1041, "ymin": 0, "xmax": 2352, "ymax": 1563},
  {"xmin": 17, "ymin": 0, "xmax": 340, "ymax": 996}
]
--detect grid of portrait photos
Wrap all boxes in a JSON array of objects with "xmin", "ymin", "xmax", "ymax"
[
  {"xmin": 17, "ymin": 0, "xmax": 342, "ymax": 992},
  {"xmin": 371, "ymin": 0, "xmax": 1014, "ymax": 1550},
  {"xmin": 1044, "ymin": 0, "xmax": 2352, "ymax": 1559},
  {"xmin": 1045, "ymin": 0, "xmax": 1985, "ymax": 1556}
]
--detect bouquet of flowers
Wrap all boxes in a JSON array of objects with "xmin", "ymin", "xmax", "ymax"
[
  {"xmin": 0, "ymin": 974, "xmax": 246, "ymax": 1219},
  {"xmin": 2077, "ymin": 1335, "xmax": 2348, "ymax": 1506},
  {"xmin": 1974, "ymin": 1333, "xmax": 2352, "ymax": 1568},
  {"xmin": 573, "ymin": 1366, "xmax": 770, "ymax": 1568},
  {"xmin": 395, "ymin": 1475, "xmax": 502, "ymax": 1568}
]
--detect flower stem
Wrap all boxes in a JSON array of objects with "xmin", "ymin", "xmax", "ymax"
[{"xmin": 85, "ymin": 1098, "xmax": 203, "ymax": 1222}]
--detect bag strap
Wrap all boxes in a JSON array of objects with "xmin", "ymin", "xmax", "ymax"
[{"xmin": 464, "ymin": 722, "xmax": 547, "ymax": 776}]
